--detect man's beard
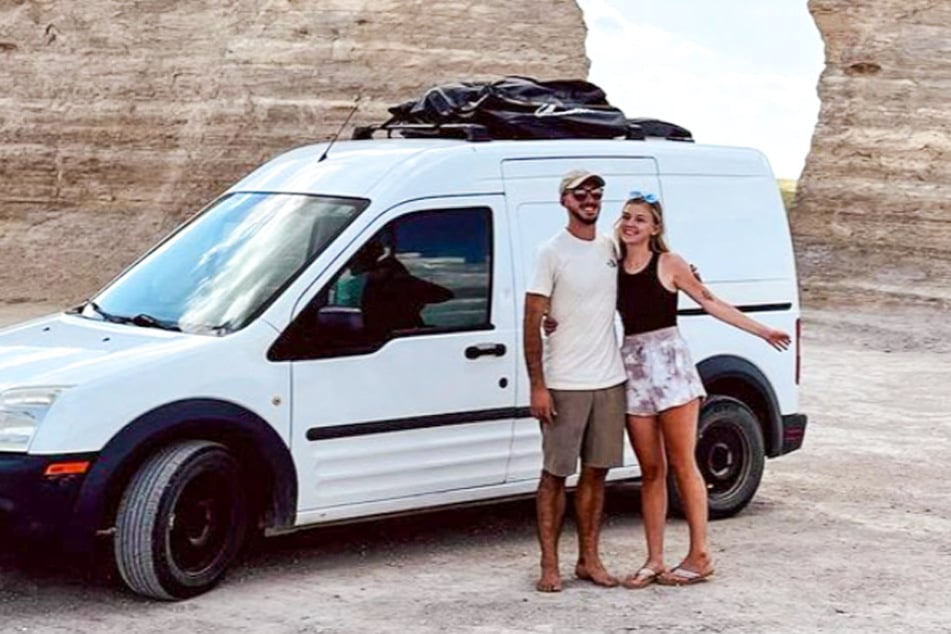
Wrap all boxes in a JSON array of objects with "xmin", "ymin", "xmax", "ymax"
[{"xmin": 569, "ymin": 208, "xmax": 599, "ymax": 226}]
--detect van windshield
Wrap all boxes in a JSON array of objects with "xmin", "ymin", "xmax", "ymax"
[{"xmin": 85, "ymin": 192, "xmax": 368, "ymax": 334}]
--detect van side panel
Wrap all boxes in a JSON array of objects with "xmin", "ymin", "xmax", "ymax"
[{"xmin": 661, "ymin": 174, "xmax": 796, "ymax": 282}]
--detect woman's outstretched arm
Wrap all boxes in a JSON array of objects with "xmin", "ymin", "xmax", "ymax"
[{"xmin": 665, "ymin": 253, "xmax": 791, "ymax": 351}]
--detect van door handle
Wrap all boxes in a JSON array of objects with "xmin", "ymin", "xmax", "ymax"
[{"xmin": 465, "ymin": 343, "xmax": 507, "ymax": 359}]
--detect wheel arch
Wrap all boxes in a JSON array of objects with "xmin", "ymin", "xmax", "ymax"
[
  {"xmin": 67, "ymin": 398, "xmax": 297, "ymax": 553},
  {"xmin": 696, "ymin": 355, "xmax": 782, "ymax": 458}
]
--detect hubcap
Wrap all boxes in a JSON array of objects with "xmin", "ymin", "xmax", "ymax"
[
  {"xmin": 168, "ymin": 471, "xmax": 234, "ymax": 574},
  {"xmin": 697, "ymin": 419, "xmax": 750, "ymax": 497},
  {"xmin": 707, "ymin": 441, "xmax": 734, "ymax": 478}
]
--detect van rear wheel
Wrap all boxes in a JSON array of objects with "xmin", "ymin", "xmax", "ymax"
[
  {"xmin": 114, "ymin": 440, "xmax": 249, "ymax": 600},
  {"xmin": 669, "ymin": 396, "xmax": 765, "ymax": 519}
]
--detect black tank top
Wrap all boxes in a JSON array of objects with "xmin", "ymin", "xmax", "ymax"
[{"xmin": 617, "ymin": 251, "xmax": 678, "ymax": 335}]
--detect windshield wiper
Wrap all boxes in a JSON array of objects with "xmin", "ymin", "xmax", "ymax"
[
  {"xmin": 74, "ymin": 299, "xmax": 125, "ymax": 323},
  {"xmin": 74, "ymin": 301, "xmax": 181, "ymax": 332},
  {"xmin": 128, "ymin": 313, "xmax": 182, "ymax": 332}
]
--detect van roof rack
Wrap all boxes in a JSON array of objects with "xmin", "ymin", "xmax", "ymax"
[
  {"xmin": 353, "ymin": 123, "xmax": 492, "ymax": 142},
  {"xmin": 352, "ymin": 120, "xmax": 693, "ymax": 144}
]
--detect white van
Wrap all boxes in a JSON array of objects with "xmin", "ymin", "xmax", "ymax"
[{"xmin": 0, "ymin": 131, "xmax": 806, "ymax": 600}]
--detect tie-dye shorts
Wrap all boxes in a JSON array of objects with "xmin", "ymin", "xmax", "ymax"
[{"xmin": 620, "ymin": 326, "xmax": 706, "ymax": 416}]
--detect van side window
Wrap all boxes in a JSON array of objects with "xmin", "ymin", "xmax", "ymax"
[{"xmin": 270, "ymin": 207, "xmax": 493, "ymax": 360}]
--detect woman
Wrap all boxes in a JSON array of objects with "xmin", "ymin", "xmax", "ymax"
[{"xmin": 614, "ymin": 191, "xmax": 790, "ymax": 588}]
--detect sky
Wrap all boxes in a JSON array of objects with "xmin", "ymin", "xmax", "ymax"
[{"xmin": 578, "ymin": 0, "xmax": 825, "ymax": 179}]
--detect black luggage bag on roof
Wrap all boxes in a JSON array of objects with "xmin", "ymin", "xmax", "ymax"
[
  {"xmin": 383, "ymin": 76, "xmax": 631, "ymax": 140},
  {"xmin": 359, "ymin": 76, "xmax": 693, "ymax": 142},
  {"xmin": 627, "ymin": 117, "xmax": 693, "ymax": 141}
]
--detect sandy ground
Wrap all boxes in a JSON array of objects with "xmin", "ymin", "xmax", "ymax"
[{"xmin": 0, "ymin": 301, "xmax": 949, "ymax": 633}]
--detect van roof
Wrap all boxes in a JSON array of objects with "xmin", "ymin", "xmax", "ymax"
[{"xmin": 228, "ymin": 138, "xmax": 775, "ymax": 203}]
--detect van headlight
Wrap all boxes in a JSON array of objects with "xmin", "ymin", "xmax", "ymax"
[{"xmin": 0, "ymin": 387, "xmax": 68, "ymax": 453}]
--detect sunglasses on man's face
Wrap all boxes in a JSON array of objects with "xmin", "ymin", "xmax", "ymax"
[{"xmin": 570, "ymin": 187, "xmax": 604, "ymax": 202}]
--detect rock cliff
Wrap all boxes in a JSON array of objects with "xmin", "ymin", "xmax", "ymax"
[
  {"xmin": 795, "ymin": 0, "xmax": 951, "ymax": 306},
  {"xmin": 5, "ymin": 1, "xmax": 949, "ymax": 308},
  {"xmin": 0, "ymin": 0, "xmax": 587, "ymax": 303}
]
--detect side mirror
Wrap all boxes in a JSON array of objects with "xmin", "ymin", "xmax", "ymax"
[
  {"xmin": 269, "ymin": 305, "xmax": 371, "ymax": 362},
  {"xmin": 316, "ymin": 306, "xmax": 364, "ymax": 335}
]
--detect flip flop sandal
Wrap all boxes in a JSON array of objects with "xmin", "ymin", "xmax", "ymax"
[
  {"xmin": 657, "ymin": 565, "xmax": 714, "ymax": 586},
  {"xmin": 622, "ymin": 567, "xmax": 661, "ymax": 589}
]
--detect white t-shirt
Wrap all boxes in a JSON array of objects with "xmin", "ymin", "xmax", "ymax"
[{"xmin": 527, "ymin": 230, "xmax": 626, "ymax": 390}]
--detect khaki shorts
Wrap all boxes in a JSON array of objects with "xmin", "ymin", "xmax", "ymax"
[{"xmin": 541, "ymin": 383, "xmax": 626, "ymax": 477}]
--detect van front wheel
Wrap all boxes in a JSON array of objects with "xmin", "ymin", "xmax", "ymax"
[
  {"xmin": 669, "ymin": 396, "xmax": 765, "ymax": 520},
  {"xmin": 114, "ymin": 440, "xmax": 249, "ymax": 600}
]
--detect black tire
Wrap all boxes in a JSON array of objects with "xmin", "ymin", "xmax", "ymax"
[
  {"xmin": 114, "ymin": 440, "xmax": 249, "ymax": 600},
  {"xmin": 669, "ymin": 396, "xmax": 766, "ymax": 520}
]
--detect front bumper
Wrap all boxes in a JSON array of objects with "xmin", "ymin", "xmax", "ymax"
[
  {"xmin": 780, "ymin": 413, "xmax": 808, "ymax": 455},
  {"xmin": 0, "ymin": 452, "xmax": 97, "ymax": 542}
]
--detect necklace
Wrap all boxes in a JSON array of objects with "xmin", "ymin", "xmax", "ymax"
[{"xmin": 623, "ymin": 251, "xmax": 652, "ymax": 274}]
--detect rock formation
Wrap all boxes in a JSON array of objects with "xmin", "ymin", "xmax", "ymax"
[
  {"xmin": 5, "ymin": 1, "xmax": 949, "ymax": 309},
  {"xmin": 0, "ymin": 0, "xmax": 588, "ymax": 303},
  {"xmin": 795, "ymin": 0, "xmax": 951, "ymax": 306}
]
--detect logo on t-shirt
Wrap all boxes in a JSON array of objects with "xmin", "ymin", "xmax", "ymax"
[{"xmin": 606, "ymin": 259, "xmax": 617, "ymax": 268}]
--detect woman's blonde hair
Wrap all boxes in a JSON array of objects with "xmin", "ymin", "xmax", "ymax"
[{"xmin": 615, "ymin": 195, "xmax": 670, "ymax": 259}]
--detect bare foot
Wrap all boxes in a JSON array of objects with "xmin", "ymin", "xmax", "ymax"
[
  {"xmin": 536, "ymin": 566, "xmax": 563, "ymax": 593},
  {"xmin": 575, "ymin": 561, "xmax": 619, "ymax": 587}
]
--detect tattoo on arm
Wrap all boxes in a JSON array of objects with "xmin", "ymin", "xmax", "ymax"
[{"xmin": 701, "ymin": 286, "xmax": 715, "ymax": 302}]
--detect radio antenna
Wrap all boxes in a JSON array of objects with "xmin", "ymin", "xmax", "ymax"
[{"xmin": 318, "ymin": 97, "xmax": 361, "ymax": 163}]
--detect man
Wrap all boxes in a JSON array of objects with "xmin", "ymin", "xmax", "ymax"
[{"xmin": 524, "ymin": 169, "xmax": 628, "ymax": 592}]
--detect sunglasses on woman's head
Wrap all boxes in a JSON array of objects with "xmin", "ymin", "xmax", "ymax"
[
  {"xmin": 570, "ymin": 187, "xmax": 604, "ymax": 202},
  {"xmin": 628, "ymin": 190, "xmax": 658, "ymax": 203}
]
